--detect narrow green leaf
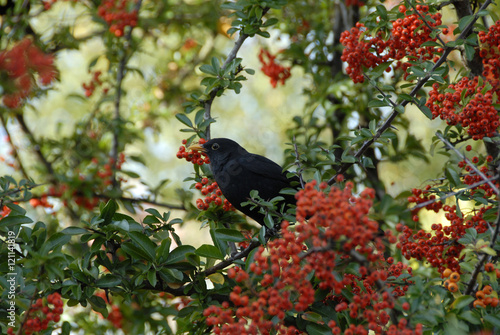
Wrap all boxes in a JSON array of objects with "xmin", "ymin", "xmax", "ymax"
[
  {"xmin": 157, "ymin": 238, "xmax": 171, "ymax": 263},
  {"xmin": 199, "ymin": 64, "xmax": 217, "ymax": 76},
  {"xmin": 129, "ymin": 231, "xmax": 157, "ymax": 262},
  {"xmin": 121, "ymin": 242, "xmax": 151, "ymax": 260},
  {"xmin": 214, "ymin": 228, "xmax": 246, "ymax": 242},
  {"xmin": 41, "ymin": 233, "xmax": 71, "ymax": 254},
  {"xmin": 458, "ymin": 15, "xmax": 475, "ymax": 32},
  {"xmin": 175, "ymin": 114, "xmax": 193, "ymax": 128},
  {"xmin": 98, "ymin": 200, "xmax": 118, "ymax": 225},
  {"xmin": 61, "ymin": 227, "xmax": 89, "ymax": 235},
  {"xmin": 484, "ymin": 314, "xmax": 500, "ymax": 328},
  {"xmin": 195, "ymin": 244, "xmax": 224, "ymax": 260},
  {"xmin": 452, "ymin": 295, "xmax": 474, "ymax": 309},
  {"xmin": 165, "ymin": 245, "xmax": 196, "ymax": 264},
  {"xmin": 96, "ymin": 275, "xmax": 121, "ymax": 288},
  {"xmin": 0, "ymin": 215, "xmax": 33, "ymax": 227},
  {"xmin": 147, "ymin": 269, "xmax": 157, "ymax": 288}
]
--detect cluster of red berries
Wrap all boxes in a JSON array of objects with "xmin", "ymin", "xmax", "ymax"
[
  {"xmin": 176, "ymin": 139, "xmax": 210, "ymax": 165},
  {"xmin": 258, "ymin": 49, "xmax": 291, "ymax": 88},
  {"xmin": 427, "ymin": 79, "xmax": 499, "ymax": 140},
  {"xmin": 82, "ymin": 70, "xmax": 109, "ymax": 97},
  {"xmin": 0, "ymin": 38, "xmax": 58, "ymax": 108},
  {"xmin": 479, "ymin": 20, "xmax": 500, "ymax": 96},
  {"xmin": 397, "ymin": 203, "xmax": 492, "ymax": 274},
  {"xmin": 204, "ymin": 182, "xmax": 420, "ymax": 334},
  {"xmin": 177, "ymin": 139, "xmax": 234, "ymax": 212},
  {"xmin": 458, "ymin": 155, "xmax": 498, "ymax": 197},
  {"xmin": 407, "ymin": 185, "xmax": 443, "ymax": 222},
  {"xmin": 97, "ymin": 0, "xmax": 138, "ymax": 37},
  {"xmin": 340, "ymin": 5, "xmax": 443, "ymax": 83},
  {"xmin": 6, "ymin": 292, "xmax": 64, "ymax": 335},
  {"xmin": 194, "ymin": 177, "xmax": 233, "ymax": 211},
  {"xmin": 94, "ymin": 291, "xmax": 123, "ymax": 328}
]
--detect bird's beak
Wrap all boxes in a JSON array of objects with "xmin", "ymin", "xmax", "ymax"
[{"xmin": 188, "ymin": 143, "xmax": 206, "ymax": 152}]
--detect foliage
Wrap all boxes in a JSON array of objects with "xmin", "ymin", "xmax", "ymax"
[{"xmin": 1, "ymin": 0, "xmax": 500, "ymax": 334}]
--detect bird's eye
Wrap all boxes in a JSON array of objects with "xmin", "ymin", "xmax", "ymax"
[{"xmin": 211, "ymin": 143, "xmax": 220, "ymax": 150}]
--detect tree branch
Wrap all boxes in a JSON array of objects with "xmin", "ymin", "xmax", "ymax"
[
  {"xmin": 0, "ymin": 112, "xmax": 29, "ymax": 179},
  {"xmin": 436, "ymin": 132, "xmax": 499, "ymax": 195},
  {"xmin": 202, "ymin": 7, "xmax": 270, "ymax": 139},
  {"xmin": 110, "ymin": 0, "xmax": 143, "ymax": 189},
  {"xmin": 465, "ymin": 205, "xmax": 500, "ymax": 295},
  {"xmin": 15, "ymin": 113, "xmax": 57, "ymax": 183},
  {"xmin": 410, "ymin": 175, "xmax": 499, "ymax": 211}
]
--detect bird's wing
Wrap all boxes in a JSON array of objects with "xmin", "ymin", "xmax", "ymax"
[{"xmin": 238, "ymin": 153, "xmax": 290, "ymax": 184}]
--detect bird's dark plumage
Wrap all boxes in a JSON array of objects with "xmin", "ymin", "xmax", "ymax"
[{"xmin": 192, "ymin": 138, "xmax": 298, "ymax": 225}]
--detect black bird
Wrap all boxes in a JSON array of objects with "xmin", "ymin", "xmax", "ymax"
[{"xmin": 189, "ymin": 138, "xmax": 299, "ymax": 226}]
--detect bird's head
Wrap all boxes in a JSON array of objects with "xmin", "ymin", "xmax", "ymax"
[{"xmin": 188, "ymin": 138, "xmax": 248, "ymax": 165}]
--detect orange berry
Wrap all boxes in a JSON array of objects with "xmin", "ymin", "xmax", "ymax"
[
  {"xmin": 473, "ymin": 300, "xmax": 486, "ymax": 308},
  {"xmin": 448, "ymin": 282, "xmax": 459, "ymax": 293},
  {"xmin": 442, "ymin": 268, "xmax": 452, "ymax": 278},
  {"xmin": 485, "ymin": 263, "xmax": 495, "ymax": 272},
  {"xmin": 449, "ymin": 272, "xmax": 460, "ymax": 282},
  {"xmin": 483, "ymin": 285, "xmax": 493, "ymax": 295},
  {"xmin": 490, "ymin": 298, "xmax": 499, "ymax": 307},
  {"xmin": 443, "ymin": 280, "xmax": 451, "ymax": 289},
  {"xmin": 476, "ymin": 291, "xmax": 485, "ymax": 299}
]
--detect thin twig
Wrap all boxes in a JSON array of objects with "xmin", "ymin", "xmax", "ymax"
[
  {"xmin": 405, "ymin": 0, "xmax": 446, "ymax": 47},
  {"xmin": 0, "ymin": 112, "xmax": 29, "ymax": 179},
  {"xmin": 292, "ymin": 135, "xmax": 305, "ymax": 188},
  {"xmin": 15, "ymin": 114, "xmax": 57, "ymax": 183},
  {"xmin": 203, "ymin": 7, "xmax": 270, "ymax": 140},
  {"xmin": 110, "ymin": 0, "xmax": 143, "ymax": 189},
  {"xmin": 436, "ymin": 132, "xmax": 499, "ymax": 194},
  {"xmin": 465, "ymin": 206, "xmax": 500, "ymax": 295},
  {"xmin": 410, "ymin": 175, "xmax": 499, "ymax": 211},
  {"xmin": 327, "ymin": 0, "xmax": 493, "ymax": 185},
  {"xmin": 203, "ymin": 240, "xmax": 261, "ymax": 276}
]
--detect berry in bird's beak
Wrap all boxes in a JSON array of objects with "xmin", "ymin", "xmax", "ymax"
[{"xmin": 188, "ymin": 143, "xmax": 206, "ymax": 152}]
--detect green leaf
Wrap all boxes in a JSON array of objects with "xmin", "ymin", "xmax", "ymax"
[
  {"xmin": 145, "ymin": 208, "xmax": 162, "ymax": 219},
  {"xmin": 195, "ymin": 244, "xmax": 224, "ymax": 260},
  {"xmin": 61, "ymin": 227, "xmax": 89, "ymax": 235},
  {"xmin": 98, "ymin": 200, "xmax": 118, "ymax": 225},
  {"xmin": 368, "ymin": 61, "xmax": 391, "ymax": 78},
  {"xmin": 458, "ymin": 15, "xmax": 475, "ymax": 33},
  {"xmin": 129, "ymin": 231, "xmax": 157, "ymax": 263},
  {"xmin": 165, "ymin": 245, "xmax": 196, "ymax": 264},
  {"xmin": 263, "ymin": 18, "xmax": 278, "ymax": 27},
  {"xmin": 459, "ymin": 310, "xmax": 482, "ymax": 324},
  {"xmin": 0, "ymin": 215, "xmax": 33, "ymax": 227},
  {"xmin": 175, "ymin": 113, "xmax": 193, "ymax": 128},
  {"xmin": 159, "ymin": 268, "xmax": 184, "ymax": 282},
  {"xmin": 452, "ymin": 295, "xmax": 474, "ymax": 310},
  {"xmin": 157, "ymin": 238, "xmax": 171, "ymax": 263},
  {"xmin": 41, "ymin": 233, "xmax": 71, "ymax": 254},
  {"xmin": 214, "ymin": 228, "xmax": 246, "ymax": 242},
  {"xmin": 445, "ymin": 167, "xmax": 462, "ymax": 187},
  {"xmin": 464, "ymin": 44, "xmax": 475, "ymax": 61},
  {"xmin": 199, "ymin": 64, "xmax": 217, "ymax": 76},
  {"xmin": 96, "ymin": 275, "xmax": 121, "ymax": 288},
  {"xmin": 484, "ymin": 314, "xmax": 500, "ymax": 328},
  {"xmin": 147, "ymin": 269, "xmax": 157, "ymax": 288},
  {"xmin": 121, "ymin": 242, "xmax": 151, "ymax": 260},
  {"xmin": 306, "ymin": 323, "xmax": 332, "ymax": 335},
  {"xmin": 368, "ymin": 99, "xmax": 389, "ymax": 108}
]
